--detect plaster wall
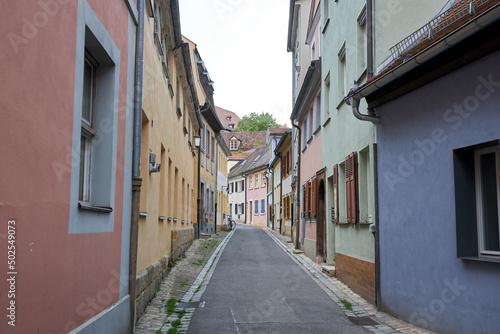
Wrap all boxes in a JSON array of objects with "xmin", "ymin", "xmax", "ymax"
[
  {"xmin": 228, "ymin": 175, "xmax": 246, "ymax": 223},
  {"xmin": 0, "ymin": 0, "xmax": 133, "ymax": 332},
  {"xmin": 246, "ymin": 169, "xmax": 268, "ymax": 226},
  {"xmin": 137, "ymin": 13, "xmax": 195, "ymax": 274},
  {"xmin": 376, "ymin": 51, "xmax": 500, "ymax": 334}
]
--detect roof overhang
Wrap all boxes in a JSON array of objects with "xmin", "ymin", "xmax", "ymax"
[
  {"xmin": 290, "ymin": 59, "xmax": 321, "ymax": 122},
  {"xmin": 351, "ymin": 3, "xmax": 500, "ymax": 109},
  {"xmin": 201, "ymin": 101, "xmax": 224, "ymax": 133}
]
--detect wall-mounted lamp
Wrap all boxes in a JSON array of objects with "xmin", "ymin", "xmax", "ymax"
[
  {"xmin": 149, "ymin": 150, "xmax": 161, "ymax": 174},
  {"xmin": 194, "ymin": 135, "xmax": 201, "ymax": 148}
]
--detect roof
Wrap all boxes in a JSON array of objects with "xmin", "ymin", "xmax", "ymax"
[
  {"xmin": 215, "ymin": 106, "xmax": 241, "ymax": 130},
  {"xmin": 221, "ymin": 131, "xmax": 267, "ymax": 152},
  {"xmin": 229, "ymin": 144, "xmax": 270, "ymax": 178},
  {"xmin": 351, "ymin": 0, "xmax": 500, "ymax": 107},
  {"xmin": 267, "ymin": 127, "xmax": 289, "ymax": 136},
  {"xmin": 290, "ymin": 59, "xmax": 321, "ymax": 121}
]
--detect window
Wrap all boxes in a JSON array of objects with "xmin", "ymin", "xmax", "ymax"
[
  {"xmin": 249, "ymin": 176, "xmax": 253, "ymax": 189},
  {"xmin": 312, "ymin": 178, "xmax": 317, "ymax": 217},
  {"xmin": 230, "ymin": 139, "xmax": 238, "ymax": 150},
  {"xmin": 311, "ymin": 40, "xmax": 316, "ymax": 61},
  {"xmin": 324, "ymin": 72, "xmax": 330, "ymax": 120},
  {"xmin": 315, "ymin": 92, "xmax": 321, "ymax": 131},
  {"xmin": 206, "ymin": 129, "xmax": 210, "ymax": 170},
  {"xmin": 454, "ymin": 142, "xmax": 500, "ymax": 259},
  {"xmin": 338, "ymin": 43, "xmax": 347, "ymax": 100},
  {"xmin": 79, "ymin": 53, "xmax": 98, "ymax": 203},
  {"xmin": 308, "ymin": 107, "xmax": 313, "ymax": 140},
  {"xmin": 255, "ymin": 173, "xmax": 259, "ymax": 188},
  {"xmin": 475, "ymin": 146, "xmax": 499, "ymax": 255},
  {"xmin": 358, "ymin": 6, "xmax": 367, "ymax": 71},
  {"xmin": 235, "ymin": 181, "xmax": 238, "ymax": 193},
  {"xmin": 345, "ymin": 152, "xmax": 359, "ymax": 223},
  {"xmin": 302, "ymin": 120, "xmax": 308, "ymax": 148},
  {"xmin": 211, "ymin": 190, "xmax": 214, "ymax": 214},
  {"xmin": 255, "ymin": 202, "xmax": 258, "ymax": 214},
  {"xmin": 333, "ymin": 164, "xmax": 339, "ymax": 223},
  {"xmin": 241, "ymin": 180, "xmax": 245, "ymax": 192},
  {"xmin": 261, "ymin": 172, "xmax": 266, "ymax": 187},
  {"xmin": 261, "ymin": 199, "xmax": 265, "ymax": 214}
]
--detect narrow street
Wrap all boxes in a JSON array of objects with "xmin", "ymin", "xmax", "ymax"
[{"xmin": 187, "ymin": 225, "xmax": 370, "ymax": 334}]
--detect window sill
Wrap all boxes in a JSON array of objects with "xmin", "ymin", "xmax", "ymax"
[
  {"xmin": 78, "ymin": 202, "xmax": 113, "ymax": 213},
  {"xmin": 314, "ymin": 126, "xmax": 321, "ymax": 137},
  {"xmin": 168, "ymin": 84, "xmax": 174, "ymax": 98},
  {"xmin": 302, "ymin": 146, "xmax": 307, "ymax": 154},
  {"xmin": 139, "ymin": 212, "xmax": 148, "ymax": 217},
  {"xmin": 322, "ymin": 18, "xmax": 330, "ymax": 34},
  {"xmin": 461, "ymin": 256, "xmax": 500, "ymax": 264},
  {"xmin": 183, "ymin": 126, "xmax": 188, "ymax": 135},
  {"xmin": 307, "ymin": 136, "xmax": 313, "ymax": 145},
  {"xmin": 176, "ymin": 107, "xmax": 182, "ymax": 118},
  {"xmin": 336, "ymin": 98, "xmax": 347, "ymax": 110},
  {"xmin": 323, "ymin": 116, "xmax": 331, "ymax": 127},
  {"xmin": 158, "ymin": 216, "xmax": 166, "ymax": 221}
]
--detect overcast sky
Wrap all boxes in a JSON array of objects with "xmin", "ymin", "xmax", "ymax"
[{"xmin": 179, "ymin": 0, "xmax": 292, "ymax": 127}]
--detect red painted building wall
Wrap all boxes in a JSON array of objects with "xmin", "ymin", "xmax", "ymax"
[{"xmin": 0, "ymin": 1, "xmax": 134, "ymax": 332}]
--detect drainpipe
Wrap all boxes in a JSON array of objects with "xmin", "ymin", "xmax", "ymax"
[
  {"xmin": 373, "ymin": 143, "xmax": 381, "ymax": 308},
  {"xmin": 291, "ymin": 121, "xmax": 301, "ymax": 249},
  {"xmin": 366, "ymin": 0, "xmax": 374, "ymax": 79},
  {"xmin": 268, "ymin": 165, "xmax": 274, "ymax": 230},
  {"xmin": 197, "ymin": 139, "xmax": 201, "ymax": 239},
  {"xmin": 214, "ymin": 145, "xmax": 218, "ymax": 234},
  {"xmin": 130, "ymin": 0, "xmax": 144, "ymax": 331},
  {"xmin": 348, "ymin": 96, "xmax": 381, "ymax": 123}
]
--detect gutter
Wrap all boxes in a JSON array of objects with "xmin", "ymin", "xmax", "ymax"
[
  {"xmin": 286, "ymin": 0, "xmax": 296, "ymax": 52},
  {"xmin": 350, "ymin": 3, "xmax": 500, "ymax": 117},
  {"xmin": 170, "ymin": 0, "xmax": 182, "ymax": 48},
  {"xmin": 180, "ymin": 42, "xmax": 201, "ymax": 128},
  {"xmin": 130, "ymin": 0, "xmax": 145, "ymax": 331}
]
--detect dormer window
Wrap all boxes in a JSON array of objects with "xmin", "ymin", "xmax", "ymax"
[
  {"xmin": 230, "ymin": 139, "xmax": 239, "ymax": 151},
  {"xmin": 226, "ymin": 116, "xmax": 232, "ymax": 121}
]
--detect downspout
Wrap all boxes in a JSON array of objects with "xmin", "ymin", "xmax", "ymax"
[
  {"xmin": 348, "ymin": 96, "xmax": 380, "ymax": 123},
  {"xmin": 130, "ymin": 0, "xmax": 144, "ymax": 330},
  {"xmin": 196, "ymin": 137, "xmax": 201, "ymax": 239},
  {"xmin": 214, "ymin": 145, "xmax": 218, "ymax": 233},
  {"xmin": 373, "ymin": 143, "xmax": 381, "ymax": 308},
  {"xmin": 291, "ymin": 122, "xmax": 301, "ymax": 249},
  {"xmin": 277, "ymin": 154, "xmax": 282, "ymax": 234},
  {"xmin": 366, "ymin": 0, "xmax": 374, "ymax": 79},
  {"xmin": 268, "ymin": 165, "xmax": 274, "ymax": 230}
]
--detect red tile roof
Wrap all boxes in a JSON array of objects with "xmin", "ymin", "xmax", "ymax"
[
  {"xmin": 215, "ymin": 106, "xmax": 241, "ymax": 130},
  {"xmin": 221, "ymin": 131, "xmax": 267, "ymax": 153}
]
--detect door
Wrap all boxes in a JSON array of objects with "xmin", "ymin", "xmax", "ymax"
[{"xmin": 316, "ymin": 170, "xmax": 326, "ymax": 260}]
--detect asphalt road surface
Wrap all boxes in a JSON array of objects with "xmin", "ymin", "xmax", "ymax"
[{"xmin": 188, "ymin": 225, "xmax": 370, "ymax": 334}]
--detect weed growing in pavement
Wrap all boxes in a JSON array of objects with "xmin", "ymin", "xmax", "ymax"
[
  {"xmin": 340, "ymin": 299, "xmax": 353, "ymax": 311},
  {"xmin": 168, "ymin": 257, "xmax": 175, "ymax": 270},
  {"xmin": 167, "ymin": 328, "xmax": 178, "ymax": 334},
  {"xmin": 192, "ymin": 259, "xmax": 203, "ymax": 266},
  {"xmin": 165, "ymin": 298, "xmax": 177, "ymax": 315},
  {"xmin": 177, "ymin": 309, "xmax": 186, "ymax": 318},
  {"xmin": 155, "ymin": 330, "xmax": 162, "ymax": 334},
  {"xmin": 181, "ymin": 253, "xmax": 187, "ymax": 259},
  {"xmin": 171, "ymin": 319, "xmax": 181, "ymax": 328}
]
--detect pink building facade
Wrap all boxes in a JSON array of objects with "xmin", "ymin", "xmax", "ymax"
[
  {"xmin": 1, "ymin": 0, "xmax": 138, "ymax": 332},
  {"xmin": 246, "ymin": 167, "xmax": 269, "ymax": 226}
]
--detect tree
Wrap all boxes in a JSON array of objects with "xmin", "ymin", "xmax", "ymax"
[{"xmin": 234, "ymin": 112, "xmax": 280, "ymax": 132}]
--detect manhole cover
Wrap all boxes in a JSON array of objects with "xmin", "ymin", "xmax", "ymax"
[
  {"xmin": 177, "ymin": 302, "xmax": 200, "ymax": 309},
  {"xmin": 348, "ymin": 317, "xmax": 380, "ymax": 326}
]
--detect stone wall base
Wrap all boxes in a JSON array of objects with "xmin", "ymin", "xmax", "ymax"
[
  {"xmin": 171, "ymin": 227, "xmax": 195, "ymax": 261},
  {"xmin": 335, "ymin": 252, "xmax": 376, "ymax": 305},
  {"xmin": 135, "ymin": 254, "xmax": 169, "ymax": 321}
]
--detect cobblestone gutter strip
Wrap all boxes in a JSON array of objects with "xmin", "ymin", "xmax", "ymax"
[
  {"xmin": 160, "ymin": 229, "xmax": 235, "ymax": 333},
  {"xmin": 263, "ymin": 228, "xmax": 436, "ymax": 334}
]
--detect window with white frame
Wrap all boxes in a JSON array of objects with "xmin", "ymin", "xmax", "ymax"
[
  {"xmin": 338, "ymin": 43, "xmax": 347, "ymax": 100},
  {"xmin": 255, "ymin": 173, "xmax": 259, "ymax": 188},
  {"xmin": 357, "ymin": 6, "xmax": 367, "ymax": 71},
  {"xmin": 475, "ymin": 146, "xmax": 499, "ymax": 255},
  {"xmin": 315, "ymin": 92, "xmax": 321, "ymax": 131},
  {"xmin": 79, "ymin": 53, "xmax": 98, "ymax": 202},
  {"xmin": 302, "ymin": 119, "xmax": 307, "ymax": 148},
  {"xmin": 454, "ymin": 141, "xmax": 500, "ymax": 260},
  {"xmin": 308, "ymin": 106, "xmax": 313, "ymax": 140},
  {"xmin": 230, "ymin": 139, "xmax": 238, "ymax": 150}
]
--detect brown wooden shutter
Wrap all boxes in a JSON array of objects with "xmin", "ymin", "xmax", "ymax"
[
  {"xmin": 345, "ymin": 153, "xmax": 359, "ymax": 223},
  {"xmin": 288, "ymin": 150, "xmax": 291, "ymax": 174},
  {"xmin": 333, "ymin": 164, "xmax": 339, "ymax": 223},
  {"xmin": 312, "ymin": 178, "xmax": 317, "ymax": 216},
  {"xmin": 302, "ymin": 185, "xmax": 306, "ymax": 216},
  {"xmin": 306, "ymin": 181, "xmax": 311, "ymax": 216}
]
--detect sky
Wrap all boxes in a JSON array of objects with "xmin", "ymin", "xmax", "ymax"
[{"xmin": 179, "ymin": 0, "xmax": 292, "ymax": 127}]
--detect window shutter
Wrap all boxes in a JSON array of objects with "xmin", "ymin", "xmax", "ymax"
[
  {"xmin": 302, "ymin": 185, "xmax": 306, "ymax": 216},
  {"xmin": 345, "ymin": 153, "xmax": 359, "ymax": 223},
  {"xmin": 288, "ymin": 150, "xmax": 292, "ymax": 174},
  {"xmin": 333, "ymin": 164, "xmax": 339, "ymax": 223},
  {"xmin": 312, "ymin": 178, "xmax": 317, "ymax": 216},
  {"xmin": 306, "ymin": 181, "xmax": 311, "ymax": 216}
]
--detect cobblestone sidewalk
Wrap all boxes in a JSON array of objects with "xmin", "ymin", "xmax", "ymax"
[
  {"xmin": 264, "ymin": 227, "xmax": 436, "ymax": 334},
  {"xmin": 135, "ymin": 229, "xmax": 232, "ymax": 334}
]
